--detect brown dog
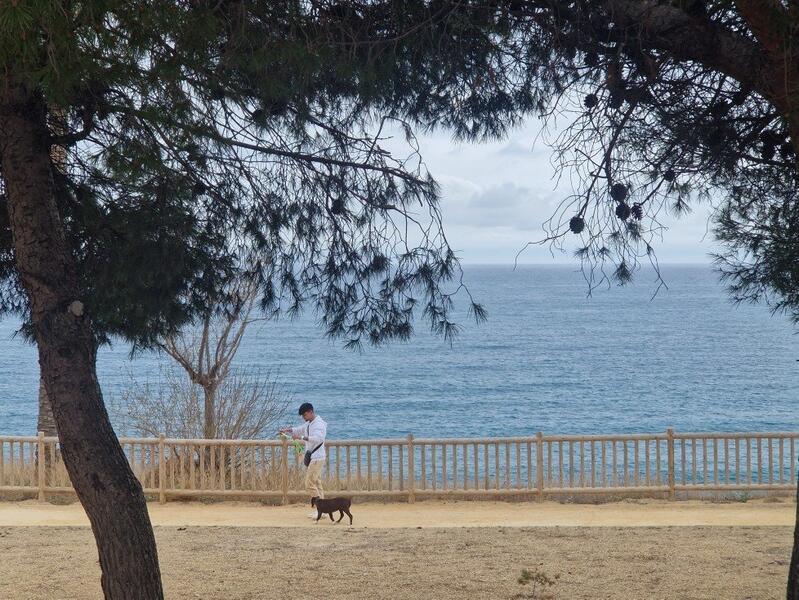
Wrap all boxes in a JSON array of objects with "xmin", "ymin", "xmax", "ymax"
[{"xmin": 311, "ymin": 497, "xmax": 353, "ymax": 525}]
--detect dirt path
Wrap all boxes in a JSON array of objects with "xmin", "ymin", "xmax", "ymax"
[{"xmin": 0, "ymin": 497, "xmax": 794, "ymax": 528}]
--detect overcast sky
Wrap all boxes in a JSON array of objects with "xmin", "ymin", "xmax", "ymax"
[{"xmin": 404, "ymin": 118, "xmax": 718, "ymax": 265}]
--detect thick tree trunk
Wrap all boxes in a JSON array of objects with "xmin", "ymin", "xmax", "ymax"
[
  {"xmin": 785, "ymin": 128, "xmax": 799, "ymax": 600},
  {"xmin": 0, "ymin": 88, "xmax": 163, "ymax": 598},
  {"xmin": 36, "ymin": 375, "xmax": 57, "ymax": 436},
  {"xmin": 789, "ymin": 479, "xmax": 799, "ymax": 599}
]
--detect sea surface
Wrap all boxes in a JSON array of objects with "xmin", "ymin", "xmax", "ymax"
[{"xmin": 1, "ymin": 264, "xmax": 798, "ymax": 439}]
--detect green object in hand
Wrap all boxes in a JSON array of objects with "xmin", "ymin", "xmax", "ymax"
[{"xmin": 279, "ymin": 433, "xmax": 305, "ymax": 455}]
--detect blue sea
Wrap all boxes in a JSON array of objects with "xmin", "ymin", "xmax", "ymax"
[{"xmin": 1, "ymin": 264, "xmax": 798, "ymax": 439}]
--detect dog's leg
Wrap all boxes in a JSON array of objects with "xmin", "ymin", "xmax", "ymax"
[
  {"xmin": 336, "ymin": 510, "xmax": 344, "ymax": 523},
  {"xmin": 344, "ymin": 508, "xmax": 353, "ymax": 525},
  {"xmin": 316, "ymin": 510, "xmax": 322, "ymax": 522},
  {"xmin": 328, "ymin": 512, "xmax": 335, "ymax": 522}
]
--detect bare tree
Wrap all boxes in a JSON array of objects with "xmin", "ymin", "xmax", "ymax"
[
  {"xmin": 113, "ymin": 281, "xmax": 289, "ymax": 486},
  {"xmin": 151, "ymin": 277, "xmax": 280, "ymax": 440},
  {"xmin": 116, "ymin": 366, "xmax": 287, "ymax": 441}
]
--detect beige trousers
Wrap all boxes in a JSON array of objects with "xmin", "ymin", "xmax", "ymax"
[{"xmin": 305, "ymin": 459, "xmax": 324, "ymax": 499}]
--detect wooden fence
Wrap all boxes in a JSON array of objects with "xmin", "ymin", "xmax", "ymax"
[{"xmin": 1, "ymin": 429, "xmax": 797, "ymax": 503}]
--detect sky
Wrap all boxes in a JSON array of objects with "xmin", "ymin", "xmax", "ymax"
[{"xmin": 403, "ymin": 118, "xmax": 718, "ymax": 265}]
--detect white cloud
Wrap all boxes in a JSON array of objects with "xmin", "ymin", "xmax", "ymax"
[
  {"xmin": 440, "ymin": 180, "xmax": 559, "ymax": 231},
  {"xmin": 380, "ymin": 118, "xmax": 720, "ymax": 264}
]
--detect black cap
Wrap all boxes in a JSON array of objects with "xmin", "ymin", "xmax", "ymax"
[{"xmin": 298, "ymin": 402, "xmax": 314, "ymax": 416}]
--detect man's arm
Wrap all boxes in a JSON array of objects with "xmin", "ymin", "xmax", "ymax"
[{"xmin": 278, "ymin": 425, "xmax": 304, "ymax": 439}]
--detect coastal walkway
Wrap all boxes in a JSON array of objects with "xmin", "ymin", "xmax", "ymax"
[{"xmin": 0, "ymin": 497, "xmax": 793, "ymax": 528}]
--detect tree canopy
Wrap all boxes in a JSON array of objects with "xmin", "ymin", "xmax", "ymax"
[
  {"xmin": 3, "ymin": 1, "xmax": 796, "ymax": 338},
  {"xmin": 516, "ymin": 1, "xmax": 799, "ymax": 324},
  {"xmin": 0, "ymin": 0, "xmax": 552, "ymax": 349}
]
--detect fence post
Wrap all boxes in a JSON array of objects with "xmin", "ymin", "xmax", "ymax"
[
  {"xmin": 37, "ymin": 431, "xmax": 45, "ymax": 502},
  {"xmin": 536, "ymin": 432, "xmax": 544, "ymax": 501},
  {"xmin": 158, "ymin": 434, "xmax": 166, "ymax": 504},
  {"xmin": 281, "ymin": 437, "xmax": 289, "ymax": 505},
  {"xmin": 407, "ymin": 434, "xmax": 415, "ymax": 504},
  {"xmin": 667, "ymin": 428, "xmax": 675, "ymax": 500}
]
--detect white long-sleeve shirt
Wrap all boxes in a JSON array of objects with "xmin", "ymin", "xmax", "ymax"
[{"xmin": 291, "ymin": 416, "xmax": 327, "ymax": 462}]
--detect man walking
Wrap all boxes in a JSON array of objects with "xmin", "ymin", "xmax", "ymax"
[{"xmin": 280, "ymin": 402, "xmax": 327, "ymax": 517}]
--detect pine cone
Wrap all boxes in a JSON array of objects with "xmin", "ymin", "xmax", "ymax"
[
  {"xmin": 610, "ymin": 183, "xmax": 628, "ymax": 202},
  {"xmin": 608, "ymin": 93, "xmax": 624, "ymax": 109},
  {"xmin": 331, "ymin": 198, "xmax": 345, "ymax": 215}
]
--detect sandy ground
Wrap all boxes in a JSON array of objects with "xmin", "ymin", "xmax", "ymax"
[
  {"xmin": 0, "ymin": 497, "xmax": 794, "ymax": 528},
  {"xmin": 0, "ymin": 500, "xmax": 795, "ymax": 599}
]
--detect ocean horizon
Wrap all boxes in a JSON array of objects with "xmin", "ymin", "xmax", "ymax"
[{"xmin": 1, "ymin": 263, "xmax": 798, "ymax": 439}]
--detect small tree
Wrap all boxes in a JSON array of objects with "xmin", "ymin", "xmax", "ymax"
[
  {"xmin": 116, "ymin": 366, "xmax": 287, "ymax": 440},
  {"xmin": 156, "ymin": 277, "xmax": 269, "ymax": 440},
  {"xmin": 115, "ymin": 276, "xmax": 287, "ymax": 441}
]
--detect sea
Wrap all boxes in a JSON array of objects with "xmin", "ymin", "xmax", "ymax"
[{"xmin": 1, "ymin": 264, "xmax": 798, "ymax": 440}]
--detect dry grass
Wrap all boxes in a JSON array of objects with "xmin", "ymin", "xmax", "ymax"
[{"xmin": 0, "ymin": 525, "xmax": 791, "ymax": 599}]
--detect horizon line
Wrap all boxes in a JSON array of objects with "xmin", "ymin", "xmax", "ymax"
[{"xmin": 457, "ymin": 261, "xmax": 715, "ymax": 266}]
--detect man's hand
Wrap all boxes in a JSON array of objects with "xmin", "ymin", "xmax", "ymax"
[{"xmin": 291, "ymin": 433, "xmax": 302, "ymax": 440}]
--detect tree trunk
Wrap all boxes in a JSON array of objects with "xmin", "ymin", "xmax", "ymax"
[
  {"xmin": 788, "ymin": 479, "xmax": 799, "ymax": 599},
  {"xmin": 203, "ymin": 385, "xmax": 217, "ymax": 439},
  {"xmin": 785, "ymin": 126, "xmax": 799, "ymax": 600},
  {"xmin": 35, "ymin": 376, "xmax": 57, "ymax": 481},
  {"xmin": 37, "ymin": 375, "xmax": 57, "ymax": 436},
  {"xmin": 0, "ymin": 88, "xmax": 163, "ymax": 598}
]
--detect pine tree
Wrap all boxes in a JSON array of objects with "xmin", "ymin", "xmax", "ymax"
[{"xmin": 0, "ymin": 3, "xmax": 524, "ymax": 597}]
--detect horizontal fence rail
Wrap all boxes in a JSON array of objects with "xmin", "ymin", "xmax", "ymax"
[{"xmin": 1, "ymin": 430, "xmax": 798, "ymax": 503}]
